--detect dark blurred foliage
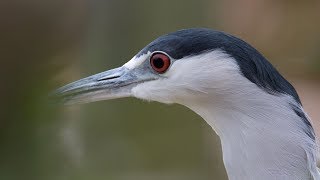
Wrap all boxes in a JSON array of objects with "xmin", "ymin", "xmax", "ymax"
[
  {"xmin": 0, "ymin": 1, "xmax": 88, "ymax": 179},
  {"xmin": 0, "ymin": 0, "xmax": 319, "ymax": 180}
]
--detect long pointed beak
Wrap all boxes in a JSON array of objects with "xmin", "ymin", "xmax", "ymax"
[{"xmin": 55, "ymin": 66, "xmax": 141, "ymax": 105}]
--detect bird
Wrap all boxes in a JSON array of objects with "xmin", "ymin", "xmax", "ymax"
[{"xmin": 56, "ymin": 28, "xmax": 319, "ymax": 180}]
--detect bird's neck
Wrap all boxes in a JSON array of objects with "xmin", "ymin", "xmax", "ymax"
[{"xmin": 185, "ymin": 95, "xmax": 318, "ymax": 180}]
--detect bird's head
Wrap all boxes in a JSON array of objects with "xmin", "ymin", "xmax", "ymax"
[
  {"xmin": 56, "ymin": 28, "xmax": 300, "ymax": 109},
  {"xmin": 55, "ymin": 28, "xmax": 319, "ymax": 180}
]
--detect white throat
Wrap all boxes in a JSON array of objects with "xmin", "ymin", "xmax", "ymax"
[{"xmin": 185, "ymin": 91, "xmax": 318, "ymax": 180}]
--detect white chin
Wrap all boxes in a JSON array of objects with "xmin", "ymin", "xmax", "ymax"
[{"xmin": 131, "ymin": 84, "xmax": 175, "ymax": 104}]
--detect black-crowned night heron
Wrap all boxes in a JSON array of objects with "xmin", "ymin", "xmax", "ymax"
[{"xmin": 56, "ymin": 28, "xmax": 319, "ymax": 179}]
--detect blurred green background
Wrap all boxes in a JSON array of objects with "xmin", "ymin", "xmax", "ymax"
[{"xmin": 0, "ymin": 0, "xmax": 319, "ymax": 180}]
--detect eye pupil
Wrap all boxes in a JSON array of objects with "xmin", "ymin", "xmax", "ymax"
[{"xmin": 153, "ymin": 58, "xmax": 164, "ymax": 69}]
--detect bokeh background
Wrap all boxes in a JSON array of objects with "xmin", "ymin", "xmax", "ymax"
[{"xmin": 1, "ymin": 0, "xmax": 319, "ymax": 180}]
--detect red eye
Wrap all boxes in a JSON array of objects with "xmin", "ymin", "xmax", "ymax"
[{"xmin": 150, "ymin": 52, "xmax": 171, "ymax": 73}]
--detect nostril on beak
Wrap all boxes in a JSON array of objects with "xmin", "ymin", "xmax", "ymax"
[{"xmin": 97, "ymin": 75, "xmax": 121, "ymax": 82}]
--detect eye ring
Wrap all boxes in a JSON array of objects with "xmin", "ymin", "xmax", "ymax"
[{"xmin": 150, "ymin": 52, "xmax": 171, "ymax": 73}]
